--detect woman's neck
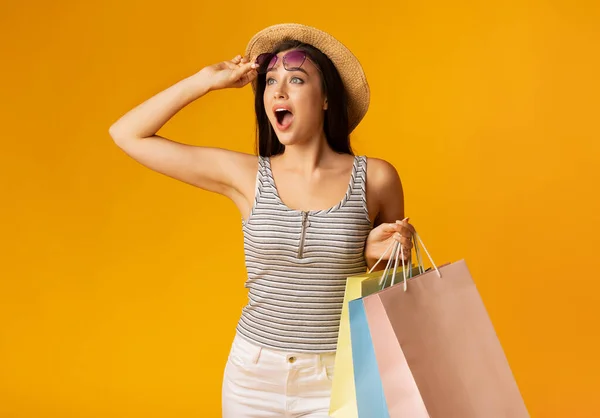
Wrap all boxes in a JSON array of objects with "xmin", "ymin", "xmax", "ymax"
[{"xmin": 274, "ymin": 136, "xmax": 341, "ymax": 174}]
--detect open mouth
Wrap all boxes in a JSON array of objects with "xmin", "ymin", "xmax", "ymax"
[{"xmin": 274, "ymin": 109, "xmax": 294, "ymax": 128}]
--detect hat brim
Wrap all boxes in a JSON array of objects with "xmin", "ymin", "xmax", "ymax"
[{"xmin": 244, "ymin": 23, "xmax": 370, "ymax": 133}]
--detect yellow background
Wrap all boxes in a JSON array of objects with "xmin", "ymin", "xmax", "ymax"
[{"xmin": 1, "ymin": 0, "xmax": 599, "ymax": 416}]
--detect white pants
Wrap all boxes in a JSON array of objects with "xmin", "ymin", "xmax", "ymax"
[{"xmin": 221, "ymin": 333, "xmax": 336, "ymax": 417}]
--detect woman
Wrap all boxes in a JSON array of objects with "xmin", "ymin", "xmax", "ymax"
[{"xmin": 109, "ymin": 23, "xmax": 414, "ymax": 417}]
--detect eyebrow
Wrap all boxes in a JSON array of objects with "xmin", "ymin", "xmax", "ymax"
[{"xmin": 266, "ymin": 67, "xmax": 309, "ymax": 75}]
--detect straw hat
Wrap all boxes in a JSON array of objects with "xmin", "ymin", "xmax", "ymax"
[{"xmin": 244, "ymin": 23, "xmax": 370, "ymax": 133}]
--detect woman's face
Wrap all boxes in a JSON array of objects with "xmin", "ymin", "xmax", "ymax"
[{"xmin": 262, "ymin": 49, "xmax": 328, "ymax": 146}]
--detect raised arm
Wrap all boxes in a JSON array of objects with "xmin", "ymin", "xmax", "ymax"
[{"xmin": 108, "ymin": 56, "xmax": 259, "ymax": 205}]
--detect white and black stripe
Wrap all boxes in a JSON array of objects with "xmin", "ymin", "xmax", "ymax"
[{"xmin": 236, "ymin": 156, "xmax": 371, "ymax": 353}]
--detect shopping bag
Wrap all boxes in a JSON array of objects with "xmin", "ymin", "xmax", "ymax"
[
  {"xmin": 363, "ymin": 232, "xmax": 530, "ymax": 417},
  {"xmin": 328, "ymin": 270, "xmax": 382, "ymax": 417},
  {"xmin": 349, "ymin": 297, "xmax": 390, "ymax": 417},
  {"xmin": 329, "ymin": 239, "xmax": 419, "ymax": 418}
]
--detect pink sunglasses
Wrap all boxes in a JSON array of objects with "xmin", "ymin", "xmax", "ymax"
[{"xmin": 254, "ymin": 50, "xmax": 319, "ymax": 74}]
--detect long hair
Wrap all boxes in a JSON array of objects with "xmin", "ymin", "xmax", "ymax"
[{"xmin": 254, "ymin": 40, "xmax": 352, "ymax": 157}]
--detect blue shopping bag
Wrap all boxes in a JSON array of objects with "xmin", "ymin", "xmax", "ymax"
[{"xmin": 349, "ymin": 297, "xmax": 390, "ymax": 418}]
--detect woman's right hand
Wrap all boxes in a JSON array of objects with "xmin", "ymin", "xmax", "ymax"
[{"xmin": 200, "ymin": 55, "xmax": 258, "ymax": 92}]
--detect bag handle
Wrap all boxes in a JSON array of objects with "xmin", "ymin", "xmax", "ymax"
[
  {"xmin": 400, "ymin": 231, "xmax": 441, "ymax": 291},
  {"xmin": 367, "ymin": 226, "xmax": 442, "ymax": 292},
  {"xmin": 368, "ymin": 238, "xmax": 412, "ymax": 291},
  {"xmin": 368, "ymin": 239, "xmax": 401, "ymax": 286},
  {"xmin": 413, "ymin": 232, "xmax": 441, "ymax": 277},
  {"xmin": 367, "ymin": 238, "xmax": 396, "ymax": 274}
]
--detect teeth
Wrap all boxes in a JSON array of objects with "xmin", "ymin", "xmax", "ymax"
[{"xmin": 275, "ymin": 108, "xmax": 289, "ymax": 112}]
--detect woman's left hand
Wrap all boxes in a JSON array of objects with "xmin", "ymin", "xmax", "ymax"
[{"xmin": 365, "ymin": 218, "xmax": 416, "ymax": 271}]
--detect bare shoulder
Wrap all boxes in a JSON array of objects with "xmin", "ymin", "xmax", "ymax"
[
  {"xmin": 365, "ymin": 157, "xmax": 404, "ymax": 226},
  {"xmin": 366, "ymin": 157, "xmax": 402, "ymax": 191}
]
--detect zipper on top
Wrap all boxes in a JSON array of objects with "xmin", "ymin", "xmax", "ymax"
[{"xmin": 298, "ymin": 211, "xmax": 310, "ymax": 259}]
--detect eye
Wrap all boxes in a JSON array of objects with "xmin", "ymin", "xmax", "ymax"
[
  {"xmin": 290, "ymin": 77, "xmax": 304, "ymax": 84},
  {"xmin": 266, "ymin": 77, "xmax": 276, "ymax": 86}
]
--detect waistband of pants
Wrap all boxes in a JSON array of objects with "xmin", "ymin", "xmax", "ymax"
[{"xmin": 231, "ymin": 332, "xmax": 336, "ymax": 368}]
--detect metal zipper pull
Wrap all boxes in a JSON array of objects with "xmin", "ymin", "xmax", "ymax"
[{"xmin": 298, "ymin": 211, "xmax": 310, "ymax": 258}]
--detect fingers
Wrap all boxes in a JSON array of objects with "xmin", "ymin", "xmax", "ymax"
[
  {"xmin": 384, "ymin": 218, "xmax": 414, "ymax": 236},
  {"xmin": 396, "ymin": 219, "xmax": 416, "ymax": 238},
  {"xmin": 236, "ymin": 69, "xmax": 257, "ymax": 87},
  {"xmin": 233, "ymin": 62, "xmax": 258, "ymax": 87},
  {"xmin": 387, "ymin": 217, "xmax": 415, "ymax": 258},
  {"xmin": 228, "ymin": 54, "xmax": 259, "ymax": 88},
  {"xmin": 384, "ymin": 222, "xmax": 402, "ymax": 233},
  {"xmin": 234, "ymin": 61, "xmax": 257, "ymax": 77},
  {"xmin": 232, "ymin": 55, "xmax": 254, "ymax": 66},
  {"xmin": 390, "ymin": 232, "xmax": 413, "ymax": 263},
  {"xmin": 230, "ymin": 55, "xmax": 253, "ymax": 70},
  {"xmin": 398, "ymin": 219, "xmax": 416, "ymax": 235},
  {"xmin": 393, "ymin": 232, "xmax": 413, "ymax": 249}
]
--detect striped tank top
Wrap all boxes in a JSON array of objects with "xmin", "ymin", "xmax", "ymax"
[{"xmin": 236, "ymin": 155, "xmax": 372, "ymax": 353}]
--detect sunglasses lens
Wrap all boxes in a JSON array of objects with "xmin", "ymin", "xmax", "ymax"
[
  {"xmin": 255, "ymin": 53, "xmax": 277, "ymax": 74},
  {"xmin": 255, "ymin": 50, "xmax": 309, "ymax": 74},
  {"xmin": 283, "ymin": 50, "xmax": 307, "ymax": 70}
]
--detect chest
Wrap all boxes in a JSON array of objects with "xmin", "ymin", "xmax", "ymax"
[
  {"xmin": 280, "ymin": 177, "xmax": 351, "ymax": 213},
  {"xmin": 269, "ymin": 163, "xmax": 355, "ymax": 213}
]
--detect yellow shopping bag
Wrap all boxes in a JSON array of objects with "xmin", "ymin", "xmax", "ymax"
[
  {"xmin": 329, "ymin": 271, "xmax": 381, "ymax": 417},
  {"xmin": 329, "ymin": 241, "xmax": 420, "ymax": 418}
]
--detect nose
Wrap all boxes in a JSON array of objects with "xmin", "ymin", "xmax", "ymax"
[
  {"xmin": 273, "ymin": 88, "xmax": 288, "ymax": 100},
  {"xmin": 272, "ymin": 75, "xmax": 289, "ymax": 99}
]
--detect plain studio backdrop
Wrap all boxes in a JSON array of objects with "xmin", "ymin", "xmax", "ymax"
[{"xmin": 1, "ymin": 0, "xmax": 598, "ymax": 417}]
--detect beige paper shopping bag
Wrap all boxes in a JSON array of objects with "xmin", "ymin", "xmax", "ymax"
[{"xmin": 363, "ymin": 234, "xmax": 529, "ymax": 417}]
